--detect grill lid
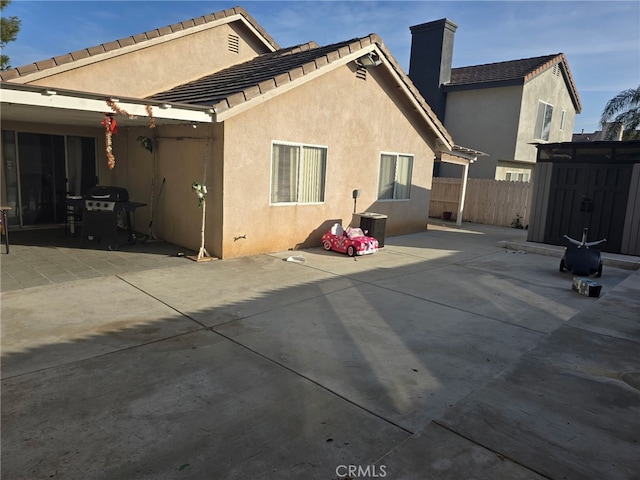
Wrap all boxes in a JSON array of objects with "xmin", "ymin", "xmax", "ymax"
[{"xmin": 85, "ymin": 186, "xmax": 129, "ymax": 202}]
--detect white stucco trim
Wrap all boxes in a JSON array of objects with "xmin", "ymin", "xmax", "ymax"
[{"xmin": 0, "ymin": 83, "xmax": 214, "ymax": 125}]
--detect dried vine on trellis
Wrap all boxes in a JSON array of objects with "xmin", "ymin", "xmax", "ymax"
[{"xmin": 101, "ymin": 99, "xmax": 156, "ymax": 169}]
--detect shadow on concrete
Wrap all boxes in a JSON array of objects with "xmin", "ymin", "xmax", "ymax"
[
  {"xmin": 5, "ymin": 226, "xmax": 185, "ymax": 254},
  {"xmin": 1, "ymin": 224, "xmax": 638, "ymax": 479},
  {"xmin": 294, "ymin": 218, "xmax": 343, "ymax": 250},
  {"xmin": 0, "ymin": 227, "xmax": 196, "ymax": 292}
]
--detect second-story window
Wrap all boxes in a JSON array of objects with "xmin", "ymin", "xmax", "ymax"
[{"xmin": 534, "ymin": 101, "xmax": 554, "ymax": 141}]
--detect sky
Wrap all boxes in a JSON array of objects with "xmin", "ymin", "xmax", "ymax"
[{"xmin": 2, "ymin": 0, "xmax": 639, "ymax": 133}]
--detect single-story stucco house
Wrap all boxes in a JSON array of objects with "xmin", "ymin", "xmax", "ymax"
[{"xmin": 1, "ymin": 6, "xmax": 477, "ymax": 258}]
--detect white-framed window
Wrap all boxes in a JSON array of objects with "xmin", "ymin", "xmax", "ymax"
[
  {"xmin": 270, "ymin": 141, "xmax": 327, "ymax": 204},
  {"xmin": 560, "ymin": 110, "xmax": 567, "ymax": 131},
  {"xmin": 505, "ymin": 172, "xmax": 530, "ymax": 182},
  {"xmin": 534, "ymin": 101, "xmax": 554, "ymax": 141},
  {"xmin": 377, "ymin": 152, "xmax": 413, "ymax": 200}
]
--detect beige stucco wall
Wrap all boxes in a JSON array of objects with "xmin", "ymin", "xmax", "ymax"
[
  {"xmin": 112, "ymin": 123, "xmax": 223, "ymax": 257},
  {"xmin": 24, "ymin": 22, "xmax": 267, "ymax": 98},
  {"xmin": 515, "ymin": 67, "xmax": 577, "ymax": 163},
  {"xmin": 220, "ymin": 63, "xmax": 437, "ymax": 258},
  {"xmin": 77, "ymin": 59, "xmax": 439, "ymax": 260},
  {"xmin": 442, "ymin": 85, "xmax": 523, "ymax": 179}
]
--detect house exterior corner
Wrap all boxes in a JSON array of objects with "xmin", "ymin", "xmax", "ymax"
[{"xmin": 218, "ymin": 63, "xmax": 437, "ymax": 258}]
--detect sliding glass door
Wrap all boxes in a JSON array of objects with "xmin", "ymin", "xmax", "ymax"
[
  {"xmin": 18, "ymin": 132, "xmax": 66, "ymax": 225},
  {"xmin": 1, "ymin": 131, "xmax": 97, "ymax": 227}
]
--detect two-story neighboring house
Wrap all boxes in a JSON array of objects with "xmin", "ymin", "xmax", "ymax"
[{"xmin": 408, "ymin": 18, "xmax": 582, "ymax": 180}]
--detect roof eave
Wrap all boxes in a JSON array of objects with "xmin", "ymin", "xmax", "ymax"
[
  {"xmin": 523, "ymin": 53, "xmax": 582, "ymax": 113},
  {"xmin": 557, "ymin": 58, "xmax": 582, "ymax": 113},
  {"xmin": 1, "ymin": 7, "xmax": 279, "ymax": 84},
  {"xmin": 443, "ymin": 78, "xmax": 524, "ymax": 91},
  {"xmin": 0, "ymin": 82, "xmax": 214, "ymax": 125}
]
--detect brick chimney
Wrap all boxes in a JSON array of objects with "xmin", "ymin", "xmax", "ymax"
[{"xmin": 409, "ymin": 18, "xmax": 458, "ymax": 123}]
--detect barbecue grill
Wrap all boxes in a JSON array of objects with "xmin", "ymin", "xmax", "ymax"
[{"xmin": 81, "ymin": 186, "xmax": 146, "ymax": 250}]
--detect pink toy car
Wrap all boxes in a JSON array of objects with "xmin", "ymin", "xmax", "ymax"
[{"xmin": 321, "ymin": 223, "xmax": 379, "ymax": 256}]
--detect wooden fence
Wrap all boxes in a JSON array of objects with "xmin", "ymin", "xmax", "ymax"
[{"xmin": 429, "ymin": 177, "xmax": 533, "ymax": 227}]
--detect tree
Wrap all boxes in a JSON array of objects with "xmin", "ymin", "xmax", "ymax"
[
  {"xmin": 600, "ymin": 85, "xmax": 640, "ymax": 140},
  {"xmin": 1, "ymin": 0, "xmax": 21, "ymax": 70}
]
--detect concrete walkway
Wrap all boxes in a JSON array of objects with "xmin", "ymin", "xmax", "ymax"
[{"xmin": 1, "ymin": 223, "xmax": 639, "ymax": 479}]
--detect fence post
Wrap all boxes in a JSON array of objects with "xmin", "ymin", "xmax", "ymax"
[{"xmin": 457, "ymin": 164, "xmax": 469, "ymax": 226}]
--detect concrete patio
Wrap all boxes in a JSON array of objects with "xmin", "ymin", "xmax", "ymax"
[{"xmin": 1, "ymin": 222, "xmax": 639, "ymax": 479}]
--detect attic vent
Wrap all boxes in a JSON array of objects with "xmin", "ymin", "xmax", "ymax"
[
  {"xmin": 356, "ymin": 66, "xmax": 367, "ymax": 81},
  {"xmin": 228, "ymin": 34, "xmax": 239, "ymax": 54},
  {"xmin": 552, "ymin": 64, "xmax": 561, "ymax": 77}
]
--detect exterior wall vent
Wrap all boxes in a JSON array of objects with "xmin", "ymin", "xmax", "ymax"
[
  {"xmin": 356, "ymin": 66, "xmax": 367, "ymax": 80},
  {"xmin": 228, "ymin": 34, "xmax": 240, "ymax": 54},
  {"xmin": 552, "ymin": 64, "xmax": 561, "ymax": 77}
]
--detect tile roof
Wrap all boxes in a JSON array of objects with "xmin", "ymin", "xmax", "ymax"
[
  {"xmin": 0, "ymin": 6, "xmax": 279, "ymax": 82},
  {"xmin": 147, "ymin": 34, "xmax": 453, "ymax": 147},
  {"xmin": 446, "ymin": 53, "xmax": 582, "ymax": 112},
  {"xmin": 148, "ymin": 39, "xmax": 334, "ymax": 110},
  {"xmin": 0, "ymin": 5, "xmax": 452, "ymax": 147},
  {"xmin": 572, "ymin": 131, "xmax": 606, "ymax": 142},
  {"xmin": 448, "ymin": 54, "xmax": 558, "ymax": 86}
]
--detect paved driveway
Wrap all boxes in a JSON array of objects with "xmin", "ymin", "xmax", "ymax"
[{"xmin": 1, "ymin": 223, "xmax": 639, "ymax": 479}]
